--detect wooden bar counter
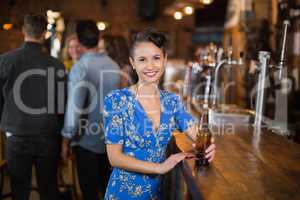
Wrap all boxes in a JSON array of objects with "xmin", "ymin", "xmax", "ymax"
[{"xmin": 167, "ymin": 126, "xmax": 300, "ymax": 200}]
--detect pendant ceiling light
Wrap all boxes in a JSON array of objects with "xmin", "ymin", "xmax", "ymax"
[{"xmin": 199, "ymin": 0, "xmax": 214, "ymax": 5}]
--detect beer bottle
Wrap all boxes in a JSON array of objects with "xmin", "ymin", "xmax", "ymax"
[{"xmin": 195, "ymin": 107, "xmax": 212, "ymax": 167}]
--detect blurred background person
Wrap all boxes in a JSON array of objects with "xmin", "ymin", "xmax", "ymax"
[
  {"xmin": 99, "ymin": 34, "xmax": 138, "ymax": 88},
  {"xmin": 0, "ymin": 14, "xmax": 65, "ymax": 200},
  {"xmin": 61, "ymin": 20, "xmax": 120, "ymax": 200},
  {"xmin": 62, "ymin": 34, "xmax": 82, "ymax": 73}
]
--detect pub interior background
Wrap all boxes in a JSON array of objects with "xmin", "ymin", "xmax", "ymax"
[{"xmin": 0, "ymin": 0, "xmax": 300, "ymax": 199}]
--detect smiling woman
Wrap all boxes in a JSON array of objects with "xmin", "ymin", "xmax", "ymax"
[
  {"xmin": 129, "ymin": 36, "xmax": 166, "ymax": 85},
  {"xmin": 129, "ymin": 28, "xmax": 167, "ymax": 85},
  {"xmin": 103, "ymin": 28, "xmax": 216, "ymax": 200}
]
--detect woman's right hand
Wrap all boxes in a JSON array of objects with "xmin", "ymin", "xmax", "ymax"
[{"xmin": 158, "ymin": 153, "xmax": 187, "ymax": 174}]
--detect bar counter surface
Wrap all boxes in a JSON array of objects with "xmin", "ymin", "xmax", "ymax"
[{"xmin": 173, "ymin": 126, "xmax": 300, "ymax": 200}]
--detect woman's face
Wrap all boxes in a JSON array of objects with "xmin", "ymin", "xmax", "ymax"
[
  {"xmin": 68, "ymin": 38, "xmax": 82, "ymax": 61},
  {"xmin": 130, "ymin": 42, "xmax": 167, "ymax": 85}
]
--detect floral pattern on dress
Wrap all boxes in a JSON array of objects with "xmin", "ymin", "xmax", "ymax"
[{"xmin": 103, "ymin": 88, "xmax": 196, "ymax": 200}]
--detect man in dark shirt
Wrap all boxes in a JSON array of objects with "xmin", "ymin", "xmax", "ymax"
[{"xmin": 0, "ymin": 14, "xmax": 65, "ymax": 200}]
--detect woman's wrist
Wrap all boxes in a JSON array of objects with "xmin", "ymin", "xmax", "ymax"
[{"xmin": 153, "ymin": 162, "xmax": 164, "ymax": 174}]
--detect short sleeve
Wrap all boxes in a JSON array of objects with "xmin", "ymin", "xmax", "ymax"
[
  {"xmin": 173, "ymin": 95, "xmax": 196, "ymax": 132},
  {"xmin": 103, "ymin": 94, "xmax": 124, "ymax": 145}
]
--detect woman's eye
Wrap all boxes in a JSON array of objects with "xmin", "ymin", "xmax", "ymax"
[
  {"xmin": 138, "ymin": 58, "xmax": 145, "ymax": 62},
  {"xmin": 154, "ymin": 56, "xmax": 160, "ymax": 60}
]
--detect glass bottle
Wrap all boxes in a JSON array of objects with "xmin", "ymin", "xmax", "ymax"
[{"xmin": 195, "ymin": 107, "xmax": 212, "ymax": 167}]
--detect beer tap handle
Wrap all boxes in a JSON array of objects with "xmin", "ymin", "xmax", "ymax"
[
  {"xmin": 227, "ymin": 46, "xmax": 233, "ymax": 64},
  {"xmin": 204, "ymin": 75, "xmax": 211, "ymax": 109},
  {"xmin": 238, "ymin": 51, "xmax": 244, "ymax": 65},
  {"xmin": 217, "ymin": 47, "xmax": 224, "ymax": 64},
  {"xmin": 192, "ymin": 62, "xmax": 203, "ymax": 73},
  {"xmin": 278, "ymin": 20, "xmax": 290, "ymax": 80}
]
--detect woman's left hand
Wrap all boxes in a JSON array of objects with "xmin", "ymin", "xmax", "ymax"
[{"xmin": 205, "ymin": 137, "xmax": 216, "ymax": 162}]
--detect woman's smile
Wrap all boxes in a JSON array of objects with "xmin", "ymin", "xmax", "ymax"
[{"xmin": 143, "ymin": 70, "xmax": 159, "ymax": 78}]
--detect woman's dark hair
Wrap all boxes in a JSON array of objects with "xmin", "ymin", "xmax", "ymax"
[
  {"xmin": 76, "ymin": 20, "xmax": 99, "ymax": 48},
  {"xmin": 130, "ymin": 28, "xmax": 167, "ymax": 58}
]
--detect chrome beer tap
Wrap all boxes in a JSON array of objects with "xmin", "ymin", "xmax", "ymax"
[
  {"xmin": 211, "ymin": 47, "xmax": 244, "ymax": 109},
  {"xmin": 254, "ymin": 51, "xmax": 271, "ymax": 128},
  {"xmin": 276, "ymin": 20, "xmax": 290, "ymax": 80},
  {"xmin": 269, "ymin": 20, "xmax": 290, "ymax": 135},
  {"xmin": 253, "ymin": 20, "xmax": 290, "ymax": 134}
]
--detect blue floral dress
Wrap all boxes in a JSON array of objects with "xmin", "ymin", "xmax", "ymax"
[{"xmin": 103, "ymin": 88, "xmax": 196, "ymax": 200}]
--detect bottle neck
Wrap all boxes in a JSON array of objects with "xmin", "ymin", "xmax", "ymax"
[{"xmin": 199, "ymin": 108, "xmax": 209, "ymax": 131}]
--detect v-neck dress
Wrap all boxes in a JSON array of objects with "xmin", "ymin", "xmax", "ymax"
[{"xmin": 103, "ymin": 88, "xmax": 196, "ymax": 200}]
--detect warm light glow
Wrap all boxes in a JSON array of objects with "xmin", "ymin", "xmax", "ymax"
[
  {"xmin": 56, "ymin": 18, "xmax": 65, "ymax": 32},
  {"xmin": 174, "ymin": 11, "xmax": 183, "ymax": 20},
  {"xmin": 47, "ymin": 24, "xmax": 53, "ymax": 30},
  {"xmin": 47, "ymin": 10, "xmax": 52, "ymax": 17},
  {"xmin": 53, "ymin": 38, "xmax": 61, "ymax": 50},
  {"xmin": 47, "ymin": 10, "xmax": 61, "ymax": 19},
  {"xmin": 184, "ymin": 6, "xmax": 194, "ymax": 15},
  {"xmin": 3, "ymin": 23, "xmax": 13, "ymax": 30},
  {"xmin": 48, "ymin": 18, "xmax": 55, "ymax": 24},
  {"xmin": 45, "ymin": 31, "xmax": 52, "ymax": 39},
  {"xmin": 200, "ymin": 0, "xmax": 214, "ymax": 5},
  {"xmin": 97, "ymin": 22, "xmax": 106, "ymax": 31}
]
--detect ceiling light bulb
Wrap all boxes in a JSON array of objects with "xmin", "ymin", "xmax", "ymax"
[
  {"xmin": 97, "ymin": 22, "xmax": 106, "ymax": 31},
  {"xmin": 174, "ymin": 11, "xmax": 183, "ymax": 20},
  {"xmin": 200, "ymin": 0, "xmax": 214, "ymax": 5},
  {"xmin": 184, "ymin": 6, "xmax": 194, "ymax": 15}
]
